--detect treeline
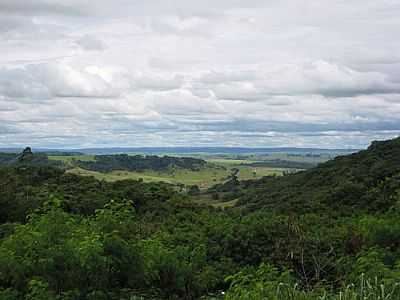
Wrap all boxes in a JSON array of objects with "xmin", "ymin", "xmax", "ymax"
[
  {"xmin": 0, "ymin": 147, "xmax": 63, "ymax": 169},
  {"xmin": 0, "ymin": 165, "xmax": 175, "ymax": 224},
  {"xmin": 76, "ymin": 154, "xmax": 207, "ymax": 172},
  {"xmin": 0, "ymin": 152, "xmax": 18, "ymax": 164},
  {"xmin": 0, "ymin": 148, "xmax": 208, "ymax": 174}
]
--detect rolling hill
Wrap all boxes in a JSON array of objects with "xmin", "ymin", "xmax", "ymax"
[{"xmin": 235, "ymin": 137, "xmax": 400, "ymax": 214}]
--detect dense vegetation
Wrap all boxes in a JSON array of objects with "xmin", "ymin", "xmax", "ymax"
[
  {"xmin": 233, "ymin": 137, "xmax": 400, "ymax": 214},
  {"xmin": 0, "ymin": 138, "xmax": 399, "ymax": 299},
  {"xmin": 1, "ymin": 149, "xmax": 207, "ymax": 174},
  {"xmin": 0, "ymin": 147, "xmax": 63, "ymax": 169},
  {"xmin": 76, "ymin": 155, "xmax": 207, "ymax": 173}
]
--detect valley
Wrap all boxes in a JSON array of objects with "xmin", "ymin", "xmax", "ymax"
[{"xmin": 0, "ymin": 139, "xmax": 399, "ymax": 299}]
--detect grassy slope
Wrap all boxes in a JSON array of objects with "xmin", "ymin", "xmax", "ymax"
[
  {"xmin": 63, "ymin": 158, "xmax": 285, "ymax": 189},
  {"xmin": 48, "ymin": 155, "xmax": 95, "ymax": 164}
]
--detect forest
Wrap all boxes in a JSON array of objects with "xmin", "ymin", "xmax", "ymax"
[
  {"xmin": 75, "ymin": 155, "xmax": 207, "ymax": 173},
  {"xmin": 0, "ymin": 149, "xmax": 207, "ymax": 173},
  {"xmin": 0, "ymin": 137, "xmax": 400, "ymax": 299}
]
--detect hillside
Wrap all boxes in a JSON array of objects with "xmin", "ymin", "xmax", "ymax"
[
  {"xmin": 0, "ymin": 165, "xmax": 176, "ymax": 224},
  {"xmin": 235, "ymin": 137, "xmax": 400, "ymax": 213},
  {"xmin": 1, "ymin": 138, "xmax": 400, "ymax": 299}
]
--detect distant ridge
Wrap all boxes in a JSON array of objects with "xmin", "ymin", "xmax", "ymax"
[{"xmin": 0, "ymin": 146, "xmax": 359, "ymax": 155}]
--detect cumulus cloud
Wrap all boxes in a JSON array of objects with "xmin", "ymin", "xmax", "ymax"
[
  {"xmin": 146, "ymin": 89, "xmax": 224, "ymax": 115},
  {"xmin": 0, "ymin": 0, "xmax": 400, "ymax": 148},
  {"xmin": 0, "ymin": 63, "xmax": 119, "ymax": 100},
  {"xmin": 132, "ymin": 74, "xmax": 184, "ymax": 91},
  {"xmin": 198, "ymin": 61, "xmax": 400, "ymax": 101}
]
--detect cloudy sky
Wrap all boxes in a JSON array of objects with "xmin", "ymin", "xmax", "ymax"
[{"xmin": 0, "ymin": 0, "xmax": 399, "ymax": 148}]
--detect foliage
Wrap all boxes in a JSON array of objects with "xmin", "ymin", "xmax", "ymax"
[
  {"xmin": 0, "ymin": 137, "xmax": 400, "ymax": 299},
  {"xmin": 224, "ymin": 263, "xmax": 400, "ymax": 300},
  {"xmin": 76, "ymin": 154, "xmax": 206, "ymax": 173},
  {"xmin": 234, "ymin": 137, "xmax": 400, "ymax": 213},
  {"xmin": 0, "ymin": 148, "xmax": 63, "ymax": 169}
]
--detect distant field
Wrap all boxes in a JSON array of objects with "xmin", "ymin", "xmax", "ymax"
[
  {"xmin": 48, "ymin": 154, "xmax": 309, "ymax": 188},
  {"xmin": 206, "ymin": 158, "xmax": 260, "ymax": 165},
  {"xmin": 48, "ymin": 155, "xmax": 95, "ymax": 164},
  {"xmin": 66, "ymin": 158, "xmax": 286, "ymax": 189},
  {"xmin": 207, "ymin": 153, "xmax": 330, "ymax": 164}
]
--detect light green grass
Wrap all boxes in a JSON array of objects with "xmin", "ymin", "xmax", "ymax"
[
  {"xmin": 235, "ymin": 165, "xmax": 283, "ymax": 180},
  {"xmin": 67, "ymin": 162, "xmax": 284, "ymax": 189},
  {"xmin": 68, "ymin": 168, "xmax": 173, "ymax": 183},
  {"xmin": 47, "ymin": 155, "xmax": 288, "ymax": 188},
  {"xmin": 48, "ymin": 155, "xmax": 95, "ymax": 164},
  {"xmin": 206, "ymin": 158, "xmax": 260, "ymax": 165}
]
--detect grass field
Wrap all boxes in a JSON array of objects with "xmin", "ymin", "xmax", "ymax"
[
  {"xmin": 48, "ymin": 155, "xmax": 95, "ymax": 165},
  {"xmin": 64, "ymin": 158, "xmax": 286, "ymax": 189},
  {"xmin": 48, "ymin": 154, "xmax": 297, "ymax": 189}
]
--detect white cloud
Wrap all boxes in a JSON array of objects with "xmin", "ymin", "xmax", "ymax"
[
  {"xmin": 0, "ymin": 63, "xmax": 119, "ymax": 100},
  {"xmin": 198, "ymin": 61, "xmax": 400, "ymax": 101},
  {"xmin": 132, "ymin": 74, "xmax": 184, "ymax": 91},
  {"xmin": 75, "ymin": 35, "xmax": 107, "ymax": 51},
  {"xmin": 0, "ymin": 0, "xmax": 400, "ymax": 148}
]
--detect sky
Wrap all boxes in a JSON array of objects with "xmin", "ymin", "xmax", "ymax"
[{"xmin": 0, "ymin": 0, "xmax": 400, "ymax": 149}]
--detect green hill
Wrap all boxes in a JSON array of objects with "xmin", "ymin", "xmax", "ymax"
[
  {"xmin": 235, "ymin": 137, "xmax": 400, "ymax": 213},
  {"xmin": 1, "ymin": 138, "xmax": 400, "ymax": 299}
]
